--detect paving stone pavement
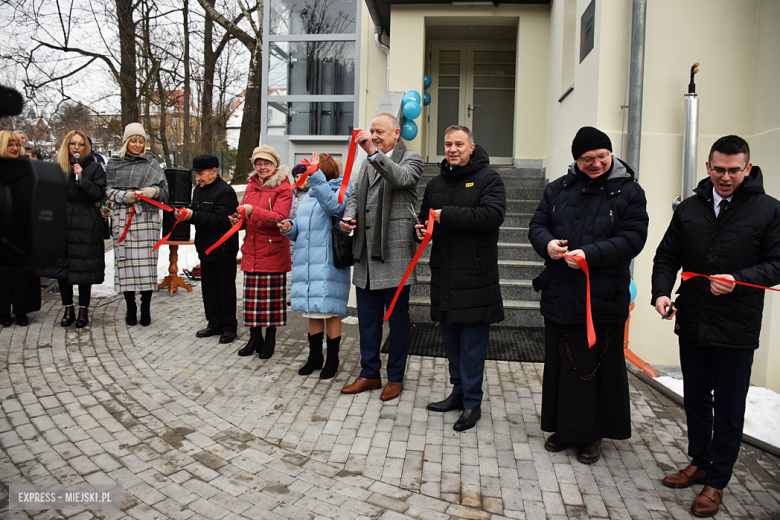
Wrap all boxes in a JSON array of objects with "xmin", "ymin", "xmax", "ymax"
[{"xmin": 0, "ymin": 275, "xmax": 779, "ymax": 519}]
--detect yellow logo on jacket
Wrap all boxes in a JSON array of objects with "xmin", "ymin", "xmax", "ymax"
[{"xmin": 465, "ymin": 182, "xmax": 474, "ymax": 187}]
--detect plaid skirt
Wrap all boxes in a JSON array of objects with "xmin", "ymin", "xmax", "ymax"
[{"xmin": 243, "ymin": 272, "xmax": 287, "ymax": 327}]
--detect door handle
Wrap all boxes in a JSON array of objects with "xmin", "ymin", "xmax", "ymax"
[{"xmin": 467, "ymin": 104, "xmax": 482, "ymax": 117}]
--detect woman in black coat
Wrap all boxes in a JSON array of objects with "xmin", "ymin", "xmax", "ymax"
[{"xmin": 46, "ymin": 131, "xmax": 107, "ymax": 328}]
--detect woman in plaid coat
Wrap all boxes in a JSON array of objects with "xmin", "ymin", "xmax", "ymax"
[
  {"xmin": 106, "ymin": 123, "xmax": 169, "ymax": 326},
  {"xmin": 234, "ymin": 145, "xmax": 292, "ymax": 359}
]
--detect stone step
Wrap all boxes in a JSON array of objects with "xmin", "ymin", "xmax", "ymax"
[
  {"xmin": 419, "ymin": 175, "xmax": 546, "ymax": 189},
  {"xmin": 503, "ymin": 213, "xmax": 533, "ymax": 227},
  {"xmin": 506, "ymin": 199, "xmax": 542, "ymax": 213},
  {"xmin": 497, "ymin": 242, "xmax": 542, "ymax": 261},
  {"xmin": 421, "ymin": 164, "xmax": 545, "ymax": 179},
  {"xmin": 416, "ymin": 184, "xmax": 543, "ymax": 201},
  {"xmin": 499, "ymin": 226, "xmax": 531, "ymax": 243},
  {"xmin": 416, "ymin": 257, "xmax": 544, "ymax": 279},
  {"xmin": 412, "ymin": 276, "xmax": 540, "ymax": 301},
  {"xmin": 409, "ymin": 296, "xmax": 543, "ymax": 327}
]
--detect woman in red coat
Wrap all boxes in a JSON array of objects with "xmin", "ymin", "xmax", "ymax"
[{"xmin": 234, "ymin": 145, "xmax": 293, "ymax": 359}]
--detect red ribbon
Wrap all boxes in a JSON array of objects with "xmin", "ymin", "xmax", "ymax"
[
  {"xmin": 206, "ymin": 206, "xmax": 245, "ymax": 256},
  {"xmin": 563, "ymin": 253, "xmax": 596, "ymax": 348},
  {"xmin": 384, "ymin": 208, "xmax": 435, "ymax": 321},
  {"xmin": 152, "ymin": 210, "xmax": 187, "ymax": 252},
  {"xmin": 338, "ymin": 130, "xmax": 359, "ymax": 204},
  {"xmin": 681, "ymin": 272, "xmax": 780, "ymax": 292},
  {"xmin": 292, "ymin": 159, "xmax": 319, "ymax": 190},
  {"xmin": 117, "ymin": 192, "xmax": 174, "ymax": 244}
]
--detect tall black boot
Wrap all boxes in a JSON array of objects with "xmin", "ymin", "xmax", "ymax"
[
  {"xmin": 298, "ymin": 332, "xmax": 324, "ymax": 376},
  {"xmin": 140, "ymin": 291, "xmax": 152, "ymax": 326},
  {"xmin": 124, "ymin": 291, "xmax": 137, "ymax": 326},
  {"xmin": 320, "ymin": 336, "xmax": 341, "ymax": 380},
  {"xmin": 75, "ymin": 307, "xmax": 89, "ymax": 328},
  {"xmin": 238, "ymin": 327, "xmax": 262, "ymax": 356},
  {"xmin": 258, "ymin": 326, "xmax": 276, "ymax": 359}
]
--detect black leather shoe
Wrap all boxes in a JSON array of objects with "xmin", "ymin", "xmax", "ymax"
[
  {"xmin": 196, "ymin": 327, "xmax": 222, "ymax": 338},
  {"xmin": 453, "ymin": 407, "xmax": 481, "ymax": 432},
  {"xmin": 219, "ymin": 332, "xmax": 237, "ymax": 344},
  {"xmin": 0, "ymin": 313, "xmax": 12, "ymax": 326},
  {"xmin": 544, "ymin": 433, "xmax": 568, "ymax": 452},
  {"xmin": 15, "ymin": 314, "xmax": 29, "ymax": 327},
  {"xmin": 427, "ymin": 393, "xmax": 464, "ymax": 412}
]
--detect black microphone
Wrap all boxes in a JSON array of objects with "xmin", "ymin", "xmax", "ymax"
[{"xmin": 74, "ymin": 152, "xmax": 80, "ymax": 184}]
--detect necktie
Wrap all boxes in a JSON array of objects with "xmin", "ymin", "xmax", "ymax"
[{"xmin": 717, "ymin": 199, "xmax": 729, "ymax": 220}]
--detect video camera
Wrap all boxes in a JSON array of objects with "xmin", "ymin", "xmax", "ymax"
[{"xmin": 0, "ymin": 86, "xmax": 66, "ymax": 269}]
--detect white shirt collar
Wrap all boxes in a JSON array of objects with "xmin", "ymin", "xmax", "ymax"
[{"xmin": 712, "ymin": 188, "xmax": 733, "ymax": 215}]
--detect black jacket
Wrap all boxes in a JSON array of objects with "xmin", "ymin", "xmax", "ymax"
[
  {"xmin": 418, "ymin": 145, "xmax": 506, "ymax": 325},
  {"xmin": 187, "ymin": 176, "xmax": 240, "ymax": 263},
  {"xmin": 529, "ymin": 158, "xmax": 648, "ymax": 325},
  {"xmin": 40, "ymin": 154, "xmax": 107, "ymax": 284},
  {"xmin": 651, "ymin": 167, "xmax": 780, "ymax": 350}
]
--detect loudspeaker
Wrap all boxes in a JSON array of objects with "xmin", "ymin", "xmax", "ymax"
[
  {"xmin": 165, "ymin": 168, "xmax": 192, "ymax": 206},
  {"xmin": 162, "ymin": 211, "xmax": 191, "ymax": 241},
  {"xmin": 0, "ymin": 158, "xmax": 66, "ymax": 268}
]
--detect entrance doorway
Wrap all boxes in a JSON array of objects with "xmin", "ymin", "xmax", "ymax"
[{"xmin": 427, "ymin": 42, "xmax": 516, "ymax": 164}]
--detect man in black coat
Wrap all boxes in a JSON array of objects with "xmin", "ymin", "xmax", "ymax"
[
  {"xmin": 176, "ymin": 154, "xmax": 240, "ymax": 344},
  {"xmin": 652, "ymin": 135, "xmax": 780, "ymax": 517},
  {"xmin": 416, "ymin": 125, "xmax": 506, "ymax": 432}
]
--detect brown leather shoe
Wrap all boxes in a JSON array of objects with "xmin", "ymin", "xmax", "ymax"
[
  {"xmin": 691, "ymin": 485, "xmax": 723, "ymax": 517},
  {"xmin": 380, "ymin": 381, "xmax": 403, "ymax": 401},
  {"xmin": 544, "ymin": 433, "xmax": 568, "ymax": 452},
  {"xmin": 662, "ymin": 464, "xmax": 706, "ymax": 489},
  {"xmin": 577, "ymin": 441, "xmax": 601, "ymax": 464},
  {"xmin": 341, "ymin": 377, "xmax": 382, "ymax": 394}
]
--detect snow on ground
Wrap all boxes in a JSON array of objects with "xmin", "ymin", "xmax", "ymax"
[{"xmin": 656, "ymin": 376, "xmax": 780, "ymax": 450}]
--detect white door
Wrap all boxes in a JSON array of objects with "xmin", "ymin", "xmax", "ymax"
[{"xmin": 427, "ymin": 42, "xmax": 516, "ymax": 165}]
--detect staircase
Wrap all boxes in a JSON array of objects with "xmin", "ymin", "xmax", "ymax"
[{"xmin": 409, "ymin": 164, "xmax": 546, "ymax": 328}]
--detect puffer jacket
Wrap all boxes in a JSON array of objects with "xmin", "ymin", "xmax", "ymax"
[
  {"xmin": 651, "ymin": 167, "xmax": 780, "ymax": 349},
  {"xmin": 283, "ymin": 171, "xmax": 352, "ymax": 314},
  {"xmin": 187, "ymin": 176, "xmax": 239, "ymax": 263},
  {"xmin": 40, "ymin": 154, "xmax": 106, "ymax": 284},
  {"xmin": 240, "ymin": 169, "xmax": 293, "ymax": 273},
  {"xmin": 418, "ymin": 145, "xmax": 506, "ymax": 325},
  {"xmin": 529, "ymin": 158, "xmax": 648, "ymax": 325}
]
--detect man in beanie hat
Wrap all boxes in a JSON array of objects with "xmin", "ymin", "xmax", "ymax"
[
  {"xmin": 176, "ymin": 154, "xmax": 240, "ymax": 344},
  {"xmin": 528, "ymin": 126, "xmax": 648, "ymax": 464}
]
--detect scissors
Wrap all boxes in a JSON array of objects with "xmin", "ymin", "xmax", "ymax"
[{"xmin": 408, "ymin": 204, "xmax": 421, "ymax": 224}]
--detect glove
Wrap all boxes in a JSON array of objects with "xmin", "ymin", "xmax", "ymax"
[
  {"xmin": 123, "ymin": 192, "xmax": 137, "ymax": 204},
  {"xmin": 141, "ymin": 187, "xmax": 158, "ymax": 199}
]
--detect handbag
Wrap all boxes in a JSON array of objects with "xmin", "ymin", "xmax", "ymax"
[{"xmin": 331, "ymin": 217, "xmax": 354, "ymax": 268}]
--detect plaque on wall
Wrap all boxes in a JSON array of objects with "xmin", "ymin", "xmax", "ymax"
[{"xmin": 580, "ymin": 0, "xmax": 595, "ymax": 63}]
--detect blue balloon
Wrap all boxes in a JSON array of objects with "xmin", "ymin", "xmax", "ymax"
[
  {"xmin": 403, "ymin": 101, "xmax": 422, "ymax": 120},
  {"xmin": 423, "ymin": 74, "xmax": 432, "ymax": 89},
  {"xmin": 629, "ymin": 279, "xmax": 637, "ymax": 304},
  {"xmin": 423, "ymin": 91, "xmax": 431, "ymax": 106},
  {"xmin": 400, "ymin": 119, "xmax": 418, "ymax": 141},
  {"xmin": 402, "ymin": 90, "xmax": 421, "ymax": 105}
]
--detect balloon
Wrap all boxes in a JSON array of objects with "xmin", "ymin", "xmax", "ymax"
[
  {"xmin": 423, "ymin": 92, "xmax": 431, "ymax": 106},
  {"xmin": 402, "ymin": 90, "xmax": 421, "ymax": 105},
  {"xmin": 423, "ymin": 74, "xmax": 432, "ymax": 89},
  {"xmin": 629, "ymin": 279, "xmax": 637, "ymax": 304},
  {"xmin": 400, "ymin": 119, "xmax": 418, "ymax": 141},
  {"xmin": 403, "ymin": 101, "xmax": 422, "ymax": 120}
]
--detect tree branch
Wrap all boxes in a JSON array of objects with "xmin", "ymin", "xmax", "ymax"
[{"xmin": 196, "ymin": 0, "xmax": 255, "ymax": 50}]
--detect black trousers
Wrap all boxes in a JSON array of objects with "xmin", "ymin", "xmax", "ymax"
[
  {"xmin": 201, "ymin": 258, "xmax": 238, "ymax": 333},
  {"xmin": 679, "ymin": 337, "xmax": 754, "ymax": 489},
  {"xmin": 58, "ymin": 279, "xmax": 91, "ymax": 307}
]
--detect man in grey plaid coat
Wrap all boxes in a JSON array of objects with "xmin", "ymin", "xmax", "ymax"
[{"xmin": 340, "ymin": 113, "xmax": 423, "ymax": 401}]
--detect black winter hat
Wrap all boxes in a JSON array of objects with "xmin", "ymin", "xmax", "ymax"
[
  {"xmin": 189, "ymin": 154, "xmax": 220, "ymax": 171},
  {"xmin": 571, "ymin": 126, "xmax": 612, "ymax": 160}
]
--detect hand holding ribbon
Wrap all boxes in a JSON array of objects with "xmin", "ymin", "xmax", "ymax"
[
  {"xmin": 206, "ymin": 206, "xmax": 245, "ymax": 256},
  {"xmin": 681, "ymin": 272, "xmax": 780, "ymax": 293},
  {"xmin": 292, "ymin": 158, "xmax": 319, "ymax": 190},
  {"xmin": 562, "ymin": 252, "xmax": 596, "ymax": 348},
  {"xmin": 384, "ymin": 208, "xmax": 435, "ymax": 321},
  {"xmin": 118, "ymin": 191, "xmax": 174, "ymax": 244}
]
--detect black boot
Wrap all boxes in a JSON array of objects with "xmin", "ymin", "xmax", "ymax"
[
  {"xmin": 124, "ymin": 291, "xmax": 137, "ymax": 326},
  {"xmin": 75, "ymin": 307, "xmax": 89, "ymax": 328},
  {"xmin": 258, "ymin": 326, "xmax": 276, "ymax": 359},
  {"xmin": 238, "ymin": 327, "xmax": 262, "ymax": 356},
  {"xmin": 320, "ymin": 336, "xmax": 341, "ymax": 380},
  {"xmin": 298, "ymin": 332, "xmax": 324, "ymax": 376},
  {"xmin": 61, "ymin": 305, "xmax": 76, "ymax": 327},
  {"xmin": 140, "ymin": 291, "xmax": 152, "ymax": 326}
]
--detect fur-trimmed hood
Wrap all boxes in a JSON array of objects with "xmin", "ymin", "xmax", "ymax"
[{"xmin": 249, "ymin": 166, "xmax": 290, "ymax": 189}]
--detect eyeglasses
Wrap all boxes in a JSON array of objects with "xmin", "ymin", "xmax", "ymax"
[
  {"xmin": 578, "ymin": 152, "xmax": 611, "ymax": 165},
  {"xmin": 709, "ymin": 165, "xmax": 747, "ymax": 175},
  {"xmin": 69, "ymin": 142, "xmax": 85, "ymax": 148}
]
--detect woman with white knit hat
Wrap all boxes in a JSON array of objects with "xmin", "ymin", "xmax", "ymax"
[{"xmin": 105, "ymin": 123, "xmax": 169, "ymax": 326}]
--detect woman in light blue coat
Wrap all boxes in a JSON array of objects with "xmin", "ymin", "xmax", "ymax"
[{"xmin": 279, "ymin": 153, "xmax": 352, "ymax": 379}]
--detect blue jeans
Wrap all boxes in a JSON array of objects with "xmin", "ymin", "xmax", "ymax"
[
  {"xmin": 441, "ymin": 322, "xmax": 490, "ymax": 409},
  {"xmin": 356, "ymin": 285, "xmax": 411, "ymax": 382}
]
